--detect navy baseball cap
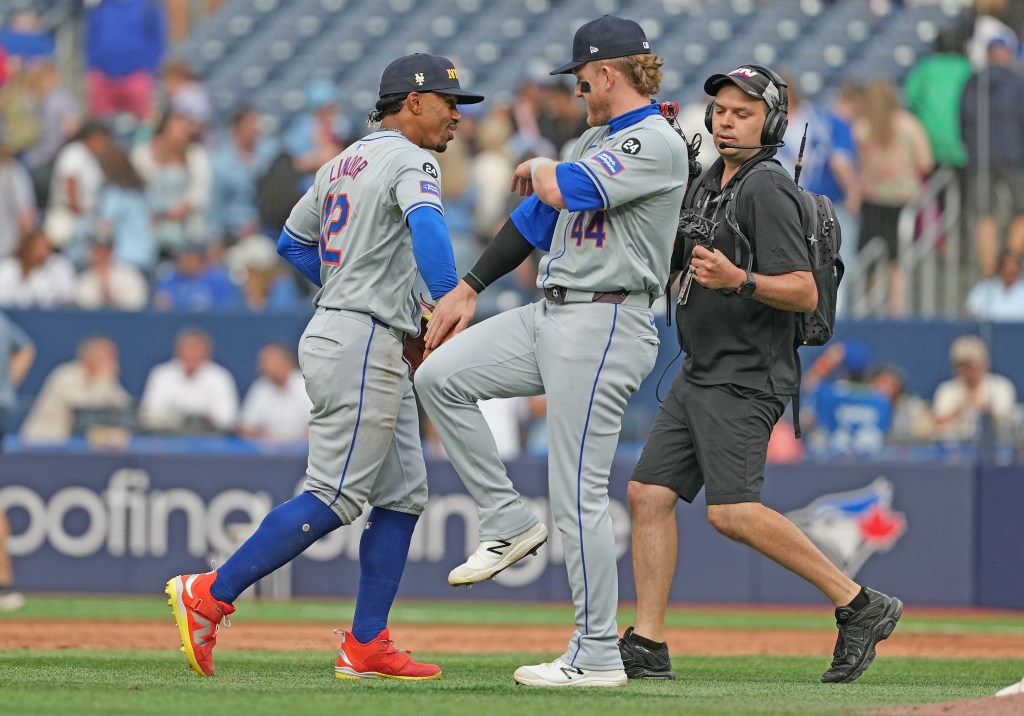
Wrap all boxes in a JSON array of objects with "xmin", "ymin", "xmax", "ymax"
[
  {"xmin": 377, "ymin": 54, "xmax": 484, "ymax": 104},
  {"xmin": 550, "ymin": 15, "xmax": 652, "ymax": 75},
  {"xmin": 704, "ymin": 66, "xmax": 785, "ymax": 109}
]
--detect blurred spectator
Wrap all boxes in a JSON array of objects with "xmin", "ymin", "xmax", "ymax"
[
  {"xmin": 85, "ymin": 0, "xmax": 166, "ymax": 121},
  {"xmin": 0, "ymin": 61, "xmax": 40, "ymax": 158},
  {"xmin": 776, "ymin": 70, "xmax": 861, "ymax": 312},
  {"xmin": 44, "ymin": 120, "xmax": 111, "ymax": 254},
  {"xmin": 255, "ymin": 147, "xmax": 304, "ymax": 236},
  {"xmin": 73, "ymin": 233, "xmax": 149, "ymax": 310},
  {"xmin": 139, "ymin": 327, "xmax": 238, "ymax": 434},
  {"xmin": 932, "ymin": 335, "xmax": 1017, "ymax": 441},
  {"xmin": 677, "ymin": 93, "xmax": 717, "ymax": 177},
  {"xmin": 960, "ymin": 37, "xmax": 1024, "ymax": 279},
  {"xmin": 22, "ymin": 59, "xmax": 80, "ymax": 208},
  {"xmin": 0, "ymin": 227, "xmax": 75, "ymax": 308},
  {"xmin": 131, "ymin": 110, "xmax": 211, "ymax": 256},
  {"xmin": 854, "ymin": 80, "xmax": 934, "ymax": 316},
  {"xmin": 904, "ymin": 33, "xmax": 973, "ymax": 171},
  {"xmin": 0, "ymin": 120, "xmax": 38, "ymax": 259},
  {"xmin": 161, "ymin": 58, "xmax": 212, "ymax": 138},
  {"xmin": 152, "ymin": 244, "xmax": 243, "ymax": 311},
  {"xmin": 537, "ymin": 80, "xmax": 590, "ymax": 158},
  {"xmin": 0, "ymin": 11, "xmax": 55, "ymax": 63},
  {"xmin": 19, "ymin": 336, "xmax": 132, "ymax": 443},
  {"xmin": 0, "ymin": 310, "xmax": 34, "ymax": 610},
  {"xmin": 868, "ymin": 363, "xmax": 934, "ymax": 443},
  {"xmin": 225, "ymin": 233, "xmax": 303, "ymax": 312},
  {"xmin": 284, "ymin": 79, "xmax": 348, "ymax": 187},
  {"xmin": 965, "ymin": 0, "xmax": 1019, "ymax": 70},
  {"xmin": 471, "ymin": 105, "xmax": 516, "ymax": 238},
  {"xmin": 434, "ymin": 114, "xmax": 478, "ymax": 271},
  {"xmin": 208, "ymin": 106, "xmax": 276, "ymax": 242},
  {"xmin": 509, "ymin": 59, "xmax": 558, "ymax": 159},
  {"xmin": 803, "ymin": 339, "xmax": 892, "ymax": 457},
  {"xmin": 0, "ymin": 310, "xmax": 35, "ymax": 449},
  {"xmin": 237, "ymin": 342, "xmax": 311, "ymax": 443},
  {"xmin": 965, "ymin": 250, "xmax": 1024, "ymax": 320},
  {"xmin": 96, "ymin": 142, "xmax": 158, "ymax": 273}
]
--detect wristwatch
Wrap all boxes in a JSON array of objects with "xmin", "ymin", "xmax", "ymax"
[{"xmin": 736, "ymin": 270, "xmax": 757, "ymax": 298}]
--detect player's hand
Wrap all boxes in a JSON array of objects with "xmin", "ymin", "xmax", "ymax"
[
  {"xmin": 424, "ymin": 280, "xmax": 478, "ymax": 350},
  {"xmin": 689, "ymin": 245, "xmax": 745, "ymax": 291},
  {"xmin": 510, "ymin": 160, "xmax": 536, "ymax": 197}
]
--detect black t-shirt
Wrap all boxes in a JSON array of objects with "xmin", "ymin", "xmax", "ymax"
[{"xmin": 676, "ymin": 157, "xmax": 809, "ymax": 395}]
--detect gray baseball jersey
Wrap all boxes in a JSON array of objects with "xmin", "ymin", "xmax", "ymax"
[
  {"xmin": 538, "ymin": 115, "xmax": 688, "ymax": 295},
  {"xmin": 284, "ymin": 130, "xmax": 444, "ymax": 334},
  {"xmin": 417, "ymin": 110, "xmax": 687, "ymax": 671},
  {"xmin": 286, "ymin": 130, "xmax": 447, "ymax": 524}
]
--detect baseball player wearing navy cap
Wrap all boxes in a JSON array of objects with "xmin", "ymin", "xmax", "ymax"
[
  {"xmin": 166, "ymin": 54, "xmax": 481, "ymax": 681},
  {"xmin": 416, "ymin": 16, "xmax": 688, "ymax": 687}
]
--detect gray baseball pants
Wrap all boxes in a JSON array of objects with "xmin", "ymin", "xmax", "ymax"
[
  {"xmin": 299, "ymin": 306, "xmax": 428, "ymax": 523},
  {"xmin": 416, "ymin": 297, "xmax": 659, "ymax": 670}
]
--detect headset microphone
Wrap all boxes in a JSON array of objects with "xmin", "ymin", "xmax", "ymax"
[
  {"xmin": 579, "ymin": 80, "xmax": 592, "ymax": 93},
  {"xmin": 718, "ymin": 141, "xmax": 784, "ymax": 150}
]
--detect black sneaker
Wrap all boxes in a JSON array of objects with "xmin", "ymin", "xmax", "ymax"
[
  {"xmin": 821, "ymin": 588, "xmax": 903, "ymax": 683},
  {"xmin": 617, "ymin": 626, "xmax": 676, "ymax": 680}
]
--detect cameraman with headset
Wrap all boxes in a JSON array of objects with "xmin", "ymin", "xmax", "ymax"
[{"xmin": 616, "ymin": 65, "xmax": 903, "ymax": 684}]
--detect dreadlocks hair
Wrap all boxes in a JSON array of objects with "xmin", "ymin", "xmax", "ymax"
[
  {"xmin": 608, "ymin": 53, "xmax": 665, "ymax": 96},
  {"xmin": 366, "ymin": 93, "xmax": 408, "ymax": 126}
]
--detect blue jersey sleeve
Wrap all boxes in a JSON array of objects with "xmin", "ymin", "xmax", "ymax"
[
  {"xmin": 407, "ymin": 205, "xmax": 458, "ymax": 300},
  {"xmin": 277, "ymin": 228, "xmax": 323, "ymax": 287},
  {"xmin": 555, "ymin": 163, "xmax": 605, "ymax": 212},
  {"xmin": 510, "ymin": 196, "xmax": 557, "ymax": 252}
]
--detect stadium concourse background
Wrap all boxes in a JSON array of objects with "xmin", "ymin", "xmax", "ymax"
[{"xmin": 2, "ymin": 0, "xmax": 1024, "ymax": 612}]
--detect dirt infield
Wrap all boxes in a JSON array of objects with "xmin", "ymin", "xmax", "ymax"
[{"xmin": 4, "ymin": 619, "xmax": 1024, "ymax": 659}]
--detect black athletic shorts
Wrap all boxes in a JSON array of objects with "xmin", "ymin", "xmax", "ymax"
[{"xmin": 630, "ymin": 375, "xmax": 788, "ymax": 505}]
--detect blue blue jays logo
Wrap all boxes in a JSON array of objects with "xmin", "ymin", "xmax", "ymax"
[{"xmin": 786, "ymin": 477, "xmax": 906, "ymax": 578}]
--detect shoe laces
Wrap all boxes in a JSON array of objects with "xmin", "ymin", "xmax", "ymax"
[{"xmin": 333, "ymin": 629, "xmax": 410, "ymax": 656}]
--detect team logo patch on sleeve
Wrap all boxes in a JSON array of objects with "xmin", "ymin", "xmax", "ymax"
[
  {"xmin": 620, "ymin": 138, "xmax": 641, "ymax": 155},
  {"xmin": 419, "ymin": 180, "xmax": 440, "ymax": 196},
  {"xmin": 422, "ymin": 162, "xmax": 438, "ymax": 178},
  {"xmin": 591, "ymin": 150, "xmax": 624, "ymax": 176}
]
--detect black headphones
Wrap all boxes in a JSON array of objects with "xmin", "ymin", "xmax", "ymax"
[{"xmin": 704, "ymin": 64, "xmax": 789, "ymax": 147}]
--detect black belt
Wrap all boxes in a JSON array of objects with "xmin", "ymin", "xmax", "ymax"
[{"xmin": 544, "ymin": 286, "xmax": 633, "ymax": 305}]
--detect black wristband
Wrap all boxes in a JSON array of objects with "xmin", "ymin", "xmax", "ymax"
[
  {"xmin": 466, "ymin": 217, "xmax": 535, "ymax": 291},
  {"xmin": 462, "ymin": 271, "xmax": 487, "ymax": 294}
]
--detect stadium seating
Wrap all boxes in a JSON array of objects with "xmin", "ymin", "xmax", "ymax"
[{"xmin": 167, "ymin": 0, "xmax": 966, "ymax": 129}]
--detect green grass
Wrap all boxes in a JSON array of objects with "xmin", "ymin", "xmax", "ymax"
[
  {"xmin": 0, "ymin": 650, "xmax": 1020, "ymax": 716},
  {"xmin": 3, "ymin": 597, "xmax": 1023, "ymax": 715}
]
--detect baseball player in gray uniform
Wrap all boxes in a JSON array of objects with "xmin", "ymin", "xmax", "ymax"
[
  {"xmin": 416, "ymin": 16, "xmax": 688, "ymax": 687},
  {"xmin": 166, "ymin": 54, "xmax": 483, "ymax": 680}
]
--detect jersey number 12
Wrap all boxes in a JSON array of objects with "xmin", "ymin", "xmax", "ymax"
[{"xmin": 319, "ymin": 193, "xmax": 350, "ymax": 265}]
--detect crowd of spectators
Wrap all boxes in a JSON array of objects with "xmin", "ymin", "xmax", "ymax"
[{"xmin": 2, "ymin": 1, "xmax": 1024, "ymax": 460}]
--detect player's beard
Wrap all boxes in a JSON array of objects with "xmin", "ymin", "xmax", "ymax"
[
  {"xmin": 432, "ymin": 123, "xmax": 458, "ymax": 152},
  {"xmin": 583, "ymin": 94, "xmax": 610, "ymax": 127}
]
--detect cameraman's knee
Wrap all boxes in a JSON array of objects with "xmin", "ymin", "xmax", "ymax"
[
  {"xmin": 627, "ymin": 481, "xmax": 677, "ymax": 520},
  {"xmin": 707, "ymin": 503, "xmax": 752, "ymax": 540}
]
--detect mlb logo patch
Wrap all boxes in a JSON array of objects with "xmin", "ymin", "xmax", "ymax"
[
  {"xmin": 420, "ymin": 180, "xmax": 440, "ymax": 196},
  {"xmin": 590, "ymin": 150, "xmax": 624, "ymax": 176}
]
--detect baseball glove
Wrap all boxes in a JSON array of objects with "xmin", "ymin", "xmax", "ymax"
[{"xmin": 403, "ymin": 295, "xmax": 435, "ymax": 376}]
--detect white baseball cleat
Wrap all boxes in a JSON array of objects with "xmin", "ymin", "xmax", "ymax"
[
  {"xmin": 514, "ymin": 658, "xmax": 627, "ymax": 687},
  {"xmin": 995, "ymin": 677, "xmax": 1024, "ymax": 697},
  {"xmin": 448, "ymin": 522, "xmax": 548, "ymax": 586}
]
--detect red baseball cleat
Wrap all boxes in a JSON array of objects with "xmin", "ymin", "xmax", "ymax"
[
  {"xmin": 334, "ymin": 628, "xmax": 442, "ymax": 680},
  {"xmin": 165, "ymin": 571, "xmax": 235, "ymax": 677}
]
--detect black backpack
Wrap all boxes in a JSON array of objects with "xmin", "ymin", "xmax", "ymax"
[{"xmin": 726, "ymin": 161, "xmax": 844, "ymax": 347}]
